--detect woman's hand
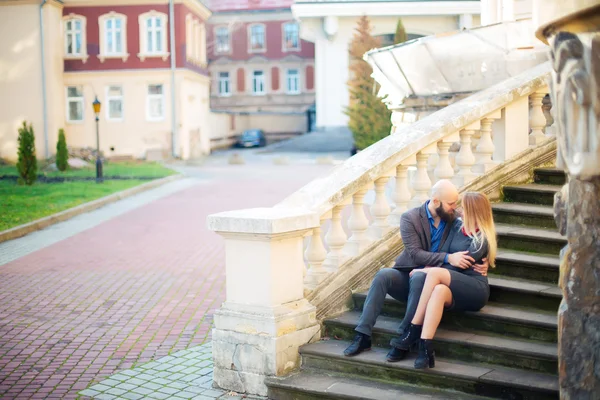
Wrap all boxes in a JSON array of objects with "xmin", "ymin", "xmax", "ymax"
[
  {"xmin": 409, "ymin": 268, "xmax": 430, "ymax": 277},
  {"xmin": 472, "ymin": 258, "xmax": 489, "ymax": 276},
  {"xmin": 448, "ymin": 251, "xmax": 475, "ymax": 269}
]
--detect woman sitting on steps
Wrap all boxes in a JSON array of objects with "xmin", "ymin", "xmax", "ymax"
[{"xmin": 390, "ymin": 192, "xmax": 497, "ymax": 369}]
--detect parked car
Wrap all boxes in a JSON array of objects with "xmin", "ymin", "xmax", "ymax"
[{"xmin": 235, "ymin": 129, "xmax": 267, "ymax": 148}]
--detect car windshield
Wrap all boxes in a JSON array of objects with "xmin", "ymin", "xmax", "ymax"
[{"xmin": 242, "ymin": 130, "xmax": 260, "ymax": 138}]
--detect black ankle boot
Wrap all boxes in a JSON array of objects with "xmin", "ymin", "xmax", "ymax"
[
  {"xmin": 390, "ymin": 324, "xmax": 422, "ymax": 350},
  {"xmin": 414, "ymin": 339, "xmax": 435, "ymax": 369}
]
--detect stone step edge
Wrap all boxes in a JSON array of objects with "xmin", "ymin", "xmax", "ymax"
[
  {"xmin": 353, "ymin": 293, "xmax": 558, "ymax": 329},
  {"xmin": 496, "ymin": 250, "xmax": 560, "ymax": 268},
  {"xmin": 491, "ymin": 202, "xmax": 555, "ymax": 216},
  {"xmin": 503, "ymin": 184, "xmax": 563, "ymax": 193},
  {"xmin": 300, "ymin": 341, "xmax": 559, "ymax": 394},
  {"xmin": 496, "ymin": 224, "xmax": 566, "ymax": 243},
  {"xmin": 487, "ymin": 275, "xmax": 561, "ymax": 298},
  {"xmin": 265, "ymin": 370, "xmax": 492, "ymax": 400},
  {"xmin": 324, "ymin": 311, "xmax": 558, "ymax": 360}
]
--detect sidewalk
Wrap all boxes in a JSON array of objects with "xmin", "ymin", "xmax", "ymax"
[{"xmin": 0, "ymin": 162, "xmax": 334, "ymax": 399}]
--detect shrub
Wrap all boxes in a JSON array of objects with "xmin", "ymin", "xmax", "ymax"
[
  {"xmin": 16, "ymin": 121, "xmax": 37, "ymax": 185},
  {"xmin": 56, "ymin": 129, "xmax": 69, "ymax": 171}
]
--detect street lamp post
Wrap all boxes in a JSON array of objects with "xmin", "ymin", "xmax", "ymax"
[{"xmin": 92, "ymin": 96, "xmax": 103, "ymax": 183}]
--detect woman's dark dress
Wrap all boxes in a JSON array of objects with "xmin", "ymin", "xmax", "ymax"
[{"xmin": 438, "ymin": 219, "xmax": 490, "ymax": 311}]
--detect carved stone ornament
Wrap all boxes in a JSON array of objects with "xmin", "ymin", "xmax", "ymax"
[{"xmin": 550, "ymin": 31, "xmax": 600, "ymax": 179}]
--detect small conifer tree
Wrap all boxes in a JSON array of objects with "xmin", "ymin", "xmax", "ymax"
[
  {"xmin": 56, "ymin": 129, "xmax": 69, "ymax": 172},
  {"xmin": 394, "ymin": 19, "xmax": 408, "ymax": 45},
  {"xmin": 345, "ymin": 16, "xmax": 392, "ymax": 151},
  {"xmin": 16, "ymin": 121, "xmax": 37, "ymax": 185}
]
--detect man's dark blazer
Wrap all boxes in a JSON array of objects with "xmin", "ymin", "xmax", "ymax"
[{"xmin": 392, "ymin": 202, "xmax": 455, "ymax": 271}]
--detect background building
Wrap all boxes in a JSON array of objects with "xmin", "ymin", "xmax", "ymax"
[
  {"xmin": 204, "ymin": 0, "xmax": 316, "ymax": 138},
  {"xmin": 292, "ymin": 0, "xmax": 483, "ymax": 130},
  {"xmin": 0, "ymin": 0, "xmax": 214, "ymax": 162}
]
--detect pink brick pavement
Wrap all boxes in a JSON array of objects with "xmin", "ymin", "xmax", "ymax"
[{"xmin": 0, "ymin": 164, "xmax": 332, "ymax": 399}]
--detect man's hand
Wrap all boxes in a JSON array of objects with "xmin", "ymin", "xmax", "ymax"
[
  {"xmin": 472, "ymin": 257, "xmax": 489, "ymax": 276},
  {"xmin": 447, "ymin": 251, "xmax": 475, "ymax": 269}
]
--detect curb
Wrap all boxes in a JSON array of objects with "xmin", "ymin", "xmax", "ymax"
[{"xmin": 0, "ymin": 174, "xmax": 183, "ymax": 244}]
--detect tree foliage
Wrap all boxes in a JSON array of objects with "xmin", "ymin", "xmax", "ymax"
[
  {"xmin": 345, "ymin": 16, "xmax": 392, "ymax": 151},
  {"xmin": 16, "ymin": 121, "xmax": 38, "ymax": 185}
]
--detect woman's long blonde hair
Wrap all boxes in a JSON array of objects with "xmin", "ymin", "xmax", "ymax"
[{"xmin": 461, "ymin": 192, "xmax": 497, "ymax": 268}]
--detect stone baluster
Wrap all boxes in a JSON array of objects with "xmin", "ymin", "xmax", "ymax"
[
  {"xmin": 434, "ymin": 140, "xmax": 455, "ymax": 182},
  {"xmin": 344, "ymin": 185, "xmax": 372, "ymax": 257},
  {"xmin": 304, "ymin": 219, "xmax": 328, "ymax": 289},
  {"xmin": 323, "ymin": 200, "xmax": 350, "ymax": 272},
  {"xmin": 453, "ymin": 125, "xmax": 478, "ymax": 187},
  {"xmin": 389, "ymin": 157, "xmax": 415, "ymax": 227},
  {"xmin": 410, "ymin": 148, "xmax": 435, "ymax": 208},
  {"xmin": 369, "ymin": 173, "xmax": 394, "ymax": 240},
  {"xmin": 473, "ymin": 117, "xmax": 498, "ymax": 174},
  {"xmin": 529, "ymin": 90, "xmax": 549, "ymax": 145}
]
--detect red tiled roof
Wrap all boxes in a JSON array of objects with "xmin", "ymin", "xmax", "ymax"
[{"xmin": 204, "ymin": 0, "xmax": 294, "ymax": 12}]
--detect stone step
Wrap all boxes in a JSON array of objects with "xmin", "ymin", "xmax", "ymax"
[
  {"xmin": 353, "ymin": 293, "xmax": 558, "ymax": 342},
  {"xmin": 298, "ymin": 340, "xmax": 559, "ymax": 399},
  {"xmin": 324, "ymin": 311, "xmax": 558, "ymax": 374},
  {"xmin": 266, "ymin": 370, "xmax": 493, "ymax": 400},
  {"xmin": 495, "ymin": 250, "xmax": 560, "ymax": 283},
  {"xmin": 496, "ymin": 223, "xmax": 566, "ymax": 255},
  {"xmin": 533, "ymin": 168, "xmax": 567, "ymax": 186},
  {"xmin": 503, "ymin": 184, "xmax": 561, "ymax": 206},
  {"xmin": 488, "ymin": 274, "xmax": 561, "ymax": 312},
  {"xmin": 492, "ymin": 202, "xmax": 556, "ymax": 229}
]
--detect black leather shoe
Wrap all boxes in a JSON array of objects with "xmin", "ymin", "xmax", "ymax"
[
  {"xmin": 343, "ymin": 333, "xmax": 371, "ymax": 356},
  {"xmin": 390, "ymin": 323, "xmax": 422, "ymax": 350},
  {"xmin": 386, "ymin": 347, "xmax": 408, "ymax": 362}
]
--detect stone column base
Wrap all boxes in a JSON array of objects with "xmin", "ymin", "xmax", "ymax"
[{"xmin": 211, "ymin": 299, "xmax": 321, "ymax": 396}]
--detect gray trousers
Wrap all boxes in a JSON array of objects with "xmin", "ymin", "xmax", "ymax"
[{"xmin": 355, "ymin": 268, "xmax": 426, "ymax": 337}]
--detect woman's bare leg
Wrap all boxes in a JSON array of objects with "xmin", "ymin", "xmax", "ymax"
[
  {"xmin": 411, "ymin": 268, "xmax": 451, "ymax": 325},
  {"xmin": 421, "ymin": 284, "xmax": 453, "ymax": 339}
]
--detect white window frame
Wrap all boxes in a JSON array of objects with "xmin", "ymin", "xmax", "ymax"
[
  {"xmin": 282, "ymin": 22, "xmax": 301, "ymax": 52},
  {"xmin": 63, "ymin": 14, "xmax": 89, "ymax": 62},
  {"xmin": 98, "ymin": 12, "xmax": 129, "ymax": 62},
  {"xmin": 214, "ymin": 26, "xmax": 230, "ymax": 54},
  {"xmin": 106, "ymin": 85, "xmax": 124, "ymax": 121},
  {"xmin": 218, "ymin": 72, "xmax": 231, "ymax": 97},
  {"xmin": 65, "ymin": 86, "xmax": 84, "ymax": 123},
  {"xmin": 146, "ymin": 84, "xmax": 165, "ymax": 122},
  {"xmin": 252, "ymin": 70, "xmax": 265, "ymax": 95},
  {"xmin": 138, "ymin": 11, "xmax": 169, "ymax": 61},
  {"xmin": 248, "ymin": 24, "xmax": 266, "ymax": 53},
  {"xmin": 286, "ymin": 69, "xmax": 300, "ymax": 94}
]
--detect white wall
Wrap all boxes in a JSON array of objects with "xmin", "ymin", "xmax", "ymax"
[{"xmin": 300, "ymin": 14, "xmax": 467, "ymax": 130}]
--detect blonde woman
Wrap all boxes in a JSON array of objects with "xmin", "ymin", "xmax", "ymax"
[{"xmin": 390, "ymin": 192, "xmax": 497, "ymax": 369}]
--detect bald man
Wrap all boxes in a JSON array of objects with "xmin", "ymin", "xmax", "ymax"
[{"xmin": 344, "ymin": 180, "xmax": 488, "ymax": 361}]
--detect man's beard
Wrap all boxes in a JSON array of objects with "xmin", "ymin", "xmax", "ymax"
[{"xmin": 436, "ymin": 204, "xmax": 454, "ymax": 222}]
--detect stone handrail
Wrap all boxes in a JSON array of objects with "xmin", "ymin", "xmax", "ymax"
[{"xmin": 206, "ymin": 61, "xmax": 554, "ymax": 396}]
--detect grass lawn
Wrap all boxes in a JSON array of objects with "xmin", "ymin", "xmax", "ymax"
[
  {"xmin": 0, "ymin": 162, "xmax": 178, "ymax": 232},
  {"xmin": 0, "ymin": 161, "xmax": 177, "ymax": 179}
]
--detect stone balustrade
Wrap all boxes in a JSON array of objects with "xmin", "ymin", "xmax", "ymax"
[{"xmin": 206, "ymin": 61, "xmax": 553, "ymax": 396}]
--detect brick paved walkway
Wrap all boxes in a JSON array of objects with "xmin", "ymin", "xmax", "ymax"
[{"xmin": 0, "ymin": 163, "xmax": 333, "ymax": 399}]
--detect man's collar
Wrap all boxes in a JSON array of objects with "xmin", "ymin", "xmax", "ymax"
[{"xmin": 425, "ymin": 200, "xmax": 434, "ymax": 220}]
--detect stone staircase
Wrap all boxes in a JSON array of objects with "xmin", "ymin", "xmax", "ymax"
[{"xmin": 265, "ymin": 167, "xmax": 565, "ymax": 400}]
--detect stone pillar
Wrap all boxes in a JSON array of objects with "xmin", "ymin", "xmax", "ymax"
[
  {"xmin": 543, "ymin": 22, "xmax": 600, "ymax": 398},
  {"xmin": 207, "ymin": 208, "xmax": 321, "ymax": 396}
]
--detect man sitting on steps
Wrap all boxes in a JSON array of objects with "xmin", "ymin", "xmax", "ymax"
[{"xmin": 343, "ymin": 179, "xmax": 489, "ymax": 362}]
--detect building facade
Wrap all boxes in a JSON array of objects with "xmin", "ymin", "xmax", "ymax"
[
  {"xmin": 292, "ymin": 0, "xmax": 483, "ymax": 130},
  {"xmin": 0, "ymin": 0, "xmax": 214, "ymax": 162},
  {"xmin": 205, "ymin": 0, "xmax": 316, "ymax": 135}
]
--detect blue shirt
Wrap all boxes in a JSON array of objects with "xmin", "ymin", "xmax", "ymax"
[{"xmin": 425, "ymin": 201, "xmax": 449, "ymax": 263}]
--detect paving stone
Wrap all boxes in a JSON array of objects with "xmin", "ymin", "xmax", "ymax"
[
  {"xmin": 78, "ymin": 389, "xmax": 100, "ymax": 397},
  {"xmin": 100, "ymin": 379, "xmax": 121, "ymax": 388},
  {"xmin": 95, "ymin": 394, "xmax": 117, "ymax": 400},
  {"xmin": 168, "ymin": 365, "xmax": 187, "ymax": 373},
  {"xmin": 90, "ymin": 384, "xmax": 111, "ymax": 392},
  {"xmin": 168, "ymin": 381, "xmax": 189, "ymax": 390},
  {"xmin": 148, "ymin": 392, "xmax": 172, "ymax": 400},
  {"xmin": 121, "ymin": 392, "xmax": 145, "ymax": 400},
  {"xmin": 201, "ymin": 389, "xmax": 227, "ymax": 398},
  {"xmin": 170, "ymin": 372, "xmax": 186, "ymax": 381},
  {"xmin": 125, "ymin": 378, "xmax": 147, "ymax": 386},
  {"xmin": 150, "ymin": 378, "xmax": 171, "ymax": 386},
  {"xmin": 105, "ymin": 387, "xmax": 127, "ymax": 396},
  {"xmin": 132, "ymin": 386, "xmax": 155, "ymax": 396},
  {"xmin": 110, "ymin": 374, "xmax": 130, "ymax": 382},
  {"xmin": 115, "ymin": 383, "xmax": 137, "ymax": 391},
  {"xmin": 158, "ymin": 386, "xmax": 181, "ymax": 395}
]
